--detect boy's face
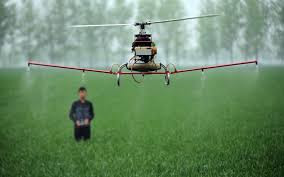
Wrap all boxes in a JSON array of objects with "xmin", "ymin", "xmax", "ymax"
[{"xmin": 79, "ymin": 91, "xmax": 87, "ymax": 100}]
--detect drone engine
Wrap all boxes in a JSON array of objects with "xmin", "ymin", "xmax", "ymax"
[{"xmin": 128, "ymin": 33, "xmax": 159, "ymax": 72}]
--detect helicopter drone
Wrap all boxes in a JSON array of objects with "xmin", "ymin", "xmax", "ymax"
[{"xmin": 28, "ymin": 14, "xmax": 257, "ymax": 86}]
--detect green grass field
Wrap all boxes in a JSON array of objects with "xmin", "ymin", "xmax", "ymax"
[{"xmin": 0, "ymin": 66, "xmax": 283, "ymax": 177}]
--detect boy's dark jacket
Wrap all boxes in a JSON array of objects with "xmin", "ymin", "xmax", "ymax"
[{"xmin": 69, "ymin": 100, "xmax": 94, "ymax": 122}]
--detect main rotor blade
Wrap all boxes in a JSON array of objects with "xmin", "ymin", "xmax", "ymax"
[
  {"xmin": 148, "ymin": 14, "xmax": 220, "ymax": 25},
  {"xmin": 69, "ymin": 14, "xmax": 220, "ymax": 29},
  {"xmin": 70, "ymin": 24, "xmax": 133, "ymax": 28}
]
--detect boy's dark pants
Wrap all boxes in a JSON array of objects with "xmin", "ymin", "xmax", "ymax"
[{"xmin": 74, "ymin": 125, "xmax": 91, "ymax": 141}]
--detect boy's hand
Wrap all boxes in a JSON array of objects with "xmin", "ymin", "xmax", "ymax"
[
  {"xmin": 84, "ymin": 119, "xmax": 90, "ymax": 125},
  {"xmin": 76, "ymin": 120, "xmax": 80, "ymax": 126}
]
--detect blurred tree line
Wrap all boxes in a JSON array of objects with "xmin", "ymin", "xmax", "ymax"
[
  {"xmin": 0, "ymin": 0, "xmax": 283, "ymax": 67},
  {"xmin": 0, "ymin": 0, "xmax": 135, "ymax": 66},
  {"xmin": 198, "ymin": 0, "xmax": 284, "ymax": 62}
]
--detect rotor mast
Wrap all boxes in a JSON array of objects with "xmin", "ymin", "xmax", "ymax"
[{"xmin": 134, "ymin": 22, "xmax": 150, "ymax": 34}]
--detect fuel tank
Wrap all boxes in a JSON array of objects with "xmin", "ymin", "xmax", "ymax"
[
  {"xmin": 134, "ymin": 47, "xmax": 157, "ymax": 56},
  {"xmin": 127, "ymin": 61, "xmax": 161, "ymax": 72}
]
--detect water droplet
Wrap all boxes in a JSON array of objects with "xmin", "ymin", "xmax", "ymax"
[
  {"xmin": 201, "ymin": 71, "xmax": 206, "ymax": 90},
  {"xmin": 256, "ymin": 65, "xmax": 259, "ymax": 72},
  {"xmin": 201, "ymin": 71, "xmax": 206, "ymax": 81},
  {"xmin": 26, "ymin": 66, "xmax": 30, "ymax": 72},
  {"xmin": 81, "ymin": 72, "xmax": 86, "ymax": 84}
]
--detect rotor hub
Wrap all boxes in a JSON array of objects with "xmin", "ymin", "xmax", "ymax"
[{"xmin": 134, "ymin": 22, "xmax": 151, "ymax": 34}]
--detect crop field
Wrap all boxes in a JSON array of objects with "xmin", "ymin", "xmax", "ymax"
[{"xmin": 0, "ymin": 66, "xmax": 283, "ymax": 177}]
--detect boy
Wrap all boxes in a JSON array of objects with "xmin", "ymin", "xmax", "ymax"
[{"xmin": 69, "ymin": 87, "xmax": 94, "ymax": 141}]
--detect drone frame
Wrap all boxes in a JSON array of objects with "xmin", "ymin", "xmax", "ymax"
[{"xmin": 28, "ymin": 14, "xmax": 258, "ymax": 86}]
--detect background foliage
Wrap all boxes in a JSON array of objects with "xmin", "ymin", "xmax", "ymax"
[{"xmin": 0, "ymin": 0, "xmax": 283, "ymax": 67}]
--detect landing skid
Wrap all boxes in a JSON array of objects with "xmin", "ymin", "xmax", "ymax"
[{"xmin": 117, "ymin": 63, "xmax": 127, "ymax": 87}]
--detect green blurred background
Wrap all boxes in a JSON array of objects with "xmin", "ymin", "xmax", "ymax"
[{"xmin": 1, "ymin": 0, "xmax": 284, "ymax": 176}]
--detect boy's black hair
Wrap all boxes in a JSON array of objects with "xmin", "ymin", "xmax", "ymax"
[{"xmin": 78, "ymin": 86, "xmax": 87, "ymax": 92}]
